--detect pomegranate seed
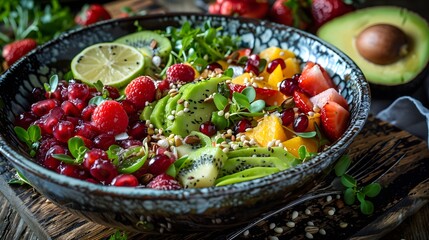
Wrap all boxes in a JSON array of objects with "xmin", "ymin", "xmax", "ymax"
[
  {"xmin": 81, "ymin": 104, "xmax": 96, "ymax": 121},
  {"xmin": 148, "ymin": 153, "xmax": 174, "ymax": 176},
  {"xmin": 58, "ymin": 163, "xmax": 88, "ymax": 179},
  {"xmin": 234, "ymin": 119, "xmax": 252, "ymax": 133},
  {"xmin": 61, "ymin": 101, "xmax": 81, "ymax": 117},
  {"xmin": 293, "ymin": 114, "xmax": 309, "ymax": 132},
  {"xmin": 93, "ymin": 133, "xmax": 116, "ymax": 150},
  {"xmin": 206, "ymin": 62, "xmax": 223, "ymax": 71},
  {"xmin": 279, "ymin": 78, "xmax": 299, "ymax": 96},
  {"xmin": 32, "ymin": 87, "xmax": 46, "ymax": 101},
  {"xmin": 31, "ymin": 99, "xmax": 58, "ymax": 116},
  {"xmin": 103, "ymin": 85, "xmax": 120, "ymax": 99},
  {"xmin": 53, "ymin": 120, "xmax": 75, "ymax": 143},
  {"xmin": 83, "ymin": 148, "xmax": 108, "ymax": 170},
  {"xmin": 280, "ymin": 108, "xmax": 295, "ymax": 126},
  {"xmin": 111, "ymin": 174, "xmax": 139, "ymax": 187},
  {"xmin": 244, "ymin": 63, "xmax": 259, "ymax": 75},
  {"xmin": 68, "ymin": 82, "xmax": 90, "ymax": 101},
  {"xmin": 120, "ymin": 99, "xmax": 136, "ymax": 115},
  {"xmin": 90, "ymin": 159, "xmax": 118, "ymax": 184},
  {"xmin": 75, "ymin": 122, "xmax": 98, "ymax": 139},
  {"xmin": 43, "ymin": 145, "xmax": 66, "ymax": 170},
  {"xmin": 119, "ymin": 139, "xmax": 142, "ymax": 148},
  {"xmin": 247, "ymin": 54, "xmax": 260, "ymax": 67},
  {"xmin": 86, "ymin": 178, "xmax": 100, "ymax": 184},
  {"xmin": 35, "ymin": 107, "xmax": 64, "ymax": 135},
  {"xmin": 292, "ymin": 73, "xmax": 301, "ymax": 82},
  {"xmin": 157, "ymin": 79, "xmax": 170, "ymax": 92},
  {"xmin": 37, "ymin": 137, "xmax": 60, "ymax": 161},
  {"xmin": 128, "ymin": 121, "xmax": 148, "ymax": 140},
  {"xmin": 70, "ymin": 98, "xmax": 87, "ymax": 112},
  {"xmin": 199, "ymin": 121, "xmax": 217, "ymax": 136},
  {"xmin": 267, "ymin": 58, "xmax": 286, "ymax": 73},
  {"xmin": 15, "ymin": 112, "xmax": 37, "ymax": 129},
  {"xmin": 75, "ymin": 135, "xmax": 93, "ymax": 148},
  {"xmin": 147, "ymin": 173, "xmax": 181, "ymax": 190}
]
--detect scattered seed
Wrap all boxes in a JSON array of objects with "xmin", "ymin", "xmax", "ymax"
[
  {"xmin": 268, "ymin": 236, "xmax": 279, "ymax": 240},
  {"xmin": 286, "ymin": 221, "xmax": 295, "ymax": 228},
  {"xmin": 167, "ymin": 115, "xmax": 175, "ymax": 121},
  {"xmin": 326, "ymin": 195, "xmax": 333, "ymax": 202},
  {"xmin": 336, "ymin": 194, "xmax": 341, "ymax": 199},
  {"xmin": 274, "ymin": 227, "xmax": 283, "ymax": 234},
  {"xmin": 218, "ymin": 110, "xmax": 224, "ymax": 116},
  {"xmin": 307, "ymin": 221, "xmax": 314, "ymax": 226},
  {"xmin": 243, "ymin": 230, "xmax": 249, "ymax": 237},
  {"xmin": 319, "ymin": 228, "xmax": 327, "ymax": 235},
  {"xmin": 291, "ymin": 211, "xmax": 299, "ymax": 220},
  {"xmin": 222, "ymin": 148, "xmax": 229, "ymax": 153},
  {"xmin": 269, "ymin": 223, "xmax": 276, "ymax": 230},
  {"xmin": 340, "ymin": 222, "xmax": 348, "ymax": 228},
  {"xmin": 327, "ymin": 207, "xmax": 336, "ymax": 216},
  {"xmin": 305, "ymin": 226, "xmax": 319, "ymax": 234},
  {"xmin": 305, "ymin": 232, "xmax": 314, "ymax": 239},
  {"xmin": 305, "ymin": 208, "xmax": 311, "ymax": 215}
]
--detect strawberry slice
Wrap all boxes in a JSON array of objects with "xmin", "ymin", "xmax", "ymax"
[
  {"xmin": 310, "ymin": 88, "xmax": 348, "ymax": 110},
  {"xmin": 293, "ymin": 90, "xmax": 313, "ymax": 113},
  {"xmin": 321, "ymin": 101, "xmax": 350, "ymax": 142},
  {"xmin": 298, "ymin": 62, "xmax": 335, "ymax": 96}
]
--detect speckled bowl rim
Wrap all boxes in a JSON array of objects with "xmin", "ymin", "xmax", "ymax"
[{"xmin": 0, "ymin": 13, "xmax": 371, "ymax": 200}]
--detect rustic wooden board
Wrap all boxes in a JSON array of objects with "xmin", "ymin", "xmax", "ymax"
[{"xmin": 1, "ymin": 116, "xmax": 429, "ymax": 240}]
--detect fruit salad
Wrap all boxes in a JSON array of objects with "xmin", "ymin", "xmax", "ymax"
[{"xmin": 14, "ymin": 22, "xmax": 350, "ymax": 190}]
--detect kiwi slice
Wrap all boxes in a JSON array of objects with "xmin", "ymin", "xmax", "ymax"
[{"xmin": 115, "ymin": 31, "xmax": 172, "ymax": 61}]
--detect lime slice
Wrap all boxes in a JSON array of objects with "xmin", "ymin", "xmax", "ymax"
[{"xmin": 71, "ymin": 43, "xmax": 145, "ymax": 88}]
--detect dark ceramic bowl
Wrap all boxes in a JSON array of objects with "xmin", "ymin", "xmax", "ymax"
[{"xmin": 0, "ymin": 13, "xmax": 370, "ymax": 233}]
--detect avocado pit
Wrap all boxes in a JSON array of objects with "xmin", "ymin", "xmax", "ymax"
[{"xmin": 355, "ymin": 24, "xmax": 408, "ymax": 65}]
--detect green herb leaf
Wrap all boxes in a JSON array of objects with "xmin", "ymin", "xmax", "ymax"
[
  {"xmin": 8, "ymin": 171, "xmax": 31, "ymax": 186},
  {"xmin": 107, "ymin": 145, "xmax": 121, "ymax": 165},
  {"xmin": 108, "ymin": 230, "xmax": 128, "ymax": 240},
  {"xmin": 49, "ymin": 74, "xmax": 59, "ymax": 92},
  {"xmin": 296, "ymin": 131, "xmax": 316, "ymax": 138},
  {"xmin": 242, "ymin": 87, "xmax": 256, "ymax": 103},
  {"xmin": 213, "ymin": 93, "xmax": 228, "ymax": 110},
  {"xmin": 298, "ymin": 145, "xmax": 308, "ymax": 160},
  {"xmin": 68, "ymin": 137, "xmax": 86, "ymax": 159},
  {"xmin": 341, "ymin": 174, "xmax": 357, "ymax": 188},
  {"xmin": 343, "ymin": 187, "xmax": 356, "ymax": 205},
  {"xmin": 356, "ymin": 191, "xmax": 366, "ymax": 203},
  {"xmin": 93, "ymin": 80, "xmax": 104, "ymax": 93},
  {"xmin": 249, "ymin": 99, "xmax": 265, "ymax": 113},
  {"xmin": 363, "ymin": 183, "xmax": 382, "ymax": 198},
  {"xmin": 14, "ymin": 126, "xmax": 29, "ymax": 142},
  {"xmin": 89, "ymin": 96, "xmax": 105, "ymax": 106},
  {"xmin": 211, "ymin": 112, "xmax": 229, "ymax": 130},
  {"xmin": 232, "ymin": 92, "xmax": 250, "ymax": 109},
  {"xmin": 28, "ymin": 124, "xmax": 41, "ymax": 142},
  {"xmin": 224, "ymin": 68, "xmax": 234, "ymax": 77},
  {"xmin": 52, "ymin": 154, "xmax": 76, "ymax": 164},
  {"xmin": 165, "ymin": 163, "xmax": 177, "ymax": 178},
  {"xmin": 360, "ymin": 199, "xmax": 375, "ymax": 215},
  {"xmin": 334, "ymin": 155, "xmax": 351, "ymax": 177}
]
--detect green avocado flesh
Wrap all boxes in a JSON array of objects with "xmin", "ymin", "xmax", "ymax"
[{"xmin": 317, "ymin": 6, "xmax": 429, "ymax": 86}]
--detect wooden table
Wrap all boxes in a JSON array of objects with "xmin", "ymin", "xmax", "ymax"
[{"xmin": 1, "ymin": 0, "xmax": 429, "ymax": 239}]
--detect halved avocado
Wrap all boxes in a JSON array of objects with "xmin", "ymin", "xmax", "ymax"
[{"xmin": 317, "ymin": 6, "xmax": 429, "ymax": 96}]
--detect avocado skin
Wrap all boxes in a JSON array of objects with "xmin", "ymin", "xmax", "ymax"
[{"xmin": 317, "ymin": 6, "xmax": 429, "ymax": 97}]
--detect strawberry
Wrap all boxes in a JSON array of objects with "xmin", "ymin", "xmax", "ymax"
[
  {"xmin": 213, "ymin": 0, "xmax": 269, "ymax": 19},
  {"xmin": 147, "ymin": 173, "xmax": 181, "ymax": 190},
  {"xmin": 166, "ymin": 63, "xmax": 195, "ymax": 84},
  {"xmin": 269, "ymin": 0, "xmax": 311, "ymax": 30},
  {"xmin": 124, "ymin": 76, "xmax": 156, "ymax": 110},
  {"xmin": 298, "ymin": 62, "xmax": 335, "ymax": 97},
  {"xmin": 320, "ymin": 100, "xmax": 350, "ymax": 142},
  {"xmin": 310, "ymin": 88, "xmax": 348, "ymax": 110},
  {"xmin": 311, "ymin": 0, "xmax": 354, "ymax": 28},
  {"xmin": 2, "ymin": 39, "xmax": 37, "ymax": 66},
  {"xmin": 293, "ymin": 90, "xmax": 314, "ymax": 113},
  {"xmin": 91, "ymin": 100, "xmax": 129, "ymax": 135},
  {"xmin": 75, "ymin": 4, "xmax": 111, "ymax": 26}
]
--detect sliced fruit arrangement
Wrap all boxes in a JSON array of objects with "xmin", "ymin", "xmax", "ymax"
[{"xmin": 14, "ymin": 21, "xmax": 350, "ymax": 190}]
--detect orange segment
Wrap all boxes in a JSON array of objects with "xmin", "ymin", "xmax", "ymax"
[
  {"xmin": 282, "ymin": 136, "xmax": 318, "ymax": 158},
  {"xmin": 305, "ymin": 113, "xmax": 321, "ymax": 132},
  {"xmin": 245, "ymin": 114, "xmax": 288, "ymax": 147},
  {"xmin": 283, "ymin": 58, "xmax": 301, "ymax": 78},
  {"xmin": 259, "ymin": 46, "xmax": 296, "ymax": 62},
  {"xmin": 267, "ymin": 65, "xmax": 284, "ymax": 89}
]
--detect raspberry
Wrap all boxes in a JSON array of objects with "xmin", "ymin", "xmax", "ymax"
[
  {"xmin": 147, "ymin": 173, "xmax": 181, "ymax": 190},
  {"xmin": 166, "ymin": 63, "xmax": 195, "ymax": 83},
  {"xmin": 91, "ymin": 100, "xmax": 129, "ymax": 135},
  {"xmin": 124, "ymin": 76, "xmax": 156, "ymax": 110}
]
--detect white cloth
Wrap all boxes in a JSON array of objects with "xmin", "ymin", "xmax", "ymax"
[{"xmin": 376, "ymin": 96, "xmax": 429, "ymax": 144}]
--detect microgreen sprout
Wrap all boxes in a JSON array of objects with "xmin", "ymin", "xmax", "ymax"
[
  {"xmin": 43, "ymin": 74, "xmax": 59, "ymax": 97},
  {"xmin": 334, "ymin": 155, "xmax": 382, "ymax": 215},
  {"xmin": 14, "ymin": 124, "xmax": 41, "ymax": 157},
  {"xmin": 52, "ymin": 136, "xmax": 88, "ymax": 164},
  {"xmin": 108, "ymin": 230, "xmax": 128, "ymax": 240},
  {"xmin": 212, "ymin": 86, "xmax": 266, "ymax": 129},
  {"xmin": 8, "ymin": 171, "xmax": 31, "ymax": 186}
]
